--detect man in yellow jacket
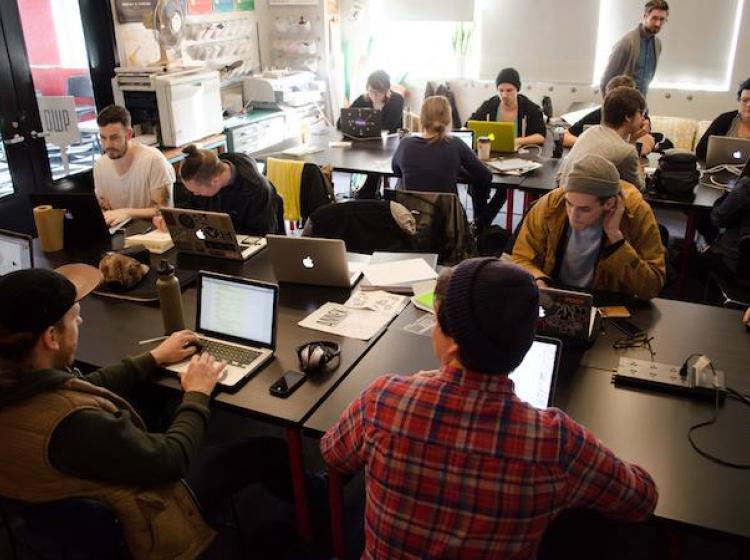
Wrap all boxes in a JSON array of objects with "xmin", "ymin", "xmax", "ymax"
[{"xmin": 512, "ymin": 153, "xmax": 666, "ymax": 300}]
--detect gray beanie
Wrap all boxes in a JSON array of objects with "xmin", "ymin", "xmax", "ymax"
[
  {"xmin": 564, "ymin": 153, "xmax": 621, "ymax": 197},
  {"xmin": 441, "ymin": 258, "xmax": 539, "ymax": 374}
]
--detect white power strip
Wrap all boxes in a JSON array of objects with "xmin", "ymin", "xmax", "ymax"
[{"xmin": 613, "ymin": 358, "xmax": 726, "ymax": 400}]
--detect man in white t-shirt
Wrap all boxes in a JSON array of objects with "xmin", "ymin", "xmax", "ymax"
[{"xmin": 93, "ymin": 105, "xmax": 175, "ymax": 226}]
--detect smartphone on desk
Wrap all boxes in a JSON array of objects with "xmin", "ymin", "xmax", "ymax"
[{"xmin": 269, "ymin": 370, "xmax": 306, "ymax": 398}]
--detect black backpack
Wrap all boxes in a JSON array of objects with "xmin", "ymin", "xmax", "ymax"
[{"xmin": 650, "ymin": 149, "xmax": 699, "ymax": 198}]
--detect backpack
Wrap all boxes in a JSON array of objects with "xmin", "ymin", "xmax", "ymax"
[{"xmin": 650, "ymin": 149, "xmax": 699, "ymax": 198}]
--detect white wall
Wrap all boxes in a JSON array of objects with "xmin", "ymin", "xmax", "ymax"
[{"xmin": 402, "ymin": 5, "xmax": 750, "ymax": 123}]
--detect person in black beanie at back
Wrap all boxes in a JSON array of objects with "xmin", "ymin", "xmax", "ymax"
[
  {"xmin": 321, "ymin": 258, "xmax": 657, "ymax": 559},
  {"xmin": 468, "ymin": 68, "xmax": 546, "ymax": 230}
]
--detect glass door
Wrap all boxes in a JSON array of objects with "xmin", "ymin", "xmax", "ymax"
[{"xmin": 0, "ymin": 0, "xmax": 99, "ymax": 233}]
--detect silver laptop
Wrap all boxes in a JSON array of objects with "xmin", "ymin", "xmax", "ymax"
[
  {"xmin": 0, "ymin": 229, "xmax": 33, "ymax": 275},
  {"xmin": 705, "ymin": 135, "xmax": 750, "ymax": 168},
  {"xmin": 452, "ymin": 129, "xmax": 474, "ymax": 149},
  {"xmin": 266, "ymin": 235, "xmax": 367, "ymax": 287},
  {"xmin": 160, "ymin": 208, "xmax": 266, "ymax": 261},
  {"xmin": 509, "ymin": 336, "xmax": 562, "ymax": 409},
  {"xmin": 538, "ymin": 287, "xmax": 601, "ymax": 346},
  {"xmin": 165, "ymin": 272, "xmax": 278, "ymax": 390}
]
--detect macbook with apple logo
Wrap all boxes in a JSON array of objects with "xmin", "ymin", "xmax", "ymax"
[
  {"xmin": 160, "ymin": 208, "xmax": 266, "ymax": 261},
  {"xmin": 266, "ymin": 234, "xmax": 369, "ymax": 287},
  {"xmin": 705, "ymin": 135, "xmax": 750, "ymax": 169}
]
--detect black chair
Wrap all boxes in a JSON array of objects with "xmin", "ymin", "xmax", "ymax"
[
  {"xmin": 66, "ymin": 75, "xmax": 96, "ymax": 119},
  {"xmin": 305, "ymin": 200, "xmax": 416, "ymax": 254},
  {"xmin": 386, "ymin": 189, "xmax": 477, "ymax": 265},
  {"xmin": 707, "ymin": 236, "xmax": 750, "ymax": 308},
  {"xmin": 0, "ymin": 495, "xmax": 130, "ymax": 559}
]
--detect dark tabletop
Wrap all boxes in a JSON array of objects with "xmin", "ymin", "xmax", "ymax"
[
  {"xmin": 304, "ymin": 299, "xmax": 750, "ymax": 539},
  {"xmin": 36, "ymin": 235, "xmax": 379, "ymax": 427}
]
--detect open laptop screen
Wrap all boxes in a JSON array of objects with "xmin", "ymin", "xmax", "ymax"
[
  {"xmin": 0, "ymin": 230, "xmax": 33, "ymax": 275},
  {"xmin": 452, "ymin": 130, "xmax": 474, "ymax": 149},
  {"xmin": 198, "ymin": 274, "xmax": 277, "ymax": 347},
  {"xmin": 509, "ymin": 337, "xmax": 561, "ymax": 409}
]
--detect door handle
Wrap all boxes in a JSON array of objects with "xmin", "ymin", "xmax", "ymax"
[
  {"xmin": 3, "ymin": 134, "xmax": 25, "ymax": 145},
  {"xmin": 30, "ymin": 130, "xmax": 50, "ymax": 138}
]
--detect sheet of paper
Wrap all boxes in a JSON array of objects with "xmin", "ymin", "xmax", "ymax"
[
  {"xmin": 363, "ymin": 258, "xmax": 437, "ymax": 287},
  {"xmin": 345, "ymin": 290, "xmax": 408, "ymax": 315},
  {"xmin": 298, "ymin": 302, "xmax": 393, "ymax": 340},
  {"xmin": 403, "ymin": 313, "xmax": 436, "ymax": 336}
]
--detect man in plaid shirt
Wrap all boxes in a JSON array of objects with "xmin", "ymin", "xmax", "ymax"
[{"xmin": 321, "ymin": 258, "xmax": 657, "ymax": 559}]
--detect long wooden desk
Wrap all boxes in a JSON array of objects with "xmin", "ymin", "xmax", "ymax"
[{"xmin": 304, "ymin": 299, "xmax": 750, "ymax": 557}]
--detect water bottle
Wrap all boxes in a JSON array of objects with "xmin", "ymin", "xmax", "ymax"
[{"xmin": 156, "ymin": 259, "xmax": 185, "ymax": 335}]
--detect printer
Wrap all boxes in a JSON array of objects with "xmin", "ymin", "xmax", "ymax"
[
  {"xmin": 243, "ymin": 70, "xmax": 324, "ymax": 110},
  {"xmin": 112, "ymin": 68, "xmax": 224, "ymax": 147}
]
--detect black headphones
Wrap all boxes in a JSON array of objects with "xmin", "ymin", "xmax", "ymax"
[{"xmin": 296, "ymin": 341, "xmax": 341, "ymax": 375}]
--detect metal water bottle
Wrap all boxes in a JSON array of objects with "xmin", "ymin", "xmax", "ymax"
[{"xmin": 156, "ymin": 259, "xmax": 185, "ymax": 335}]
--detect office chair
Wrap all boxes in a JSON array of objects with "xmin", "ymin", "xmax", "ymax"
[
  {"xmin": 0, "ymin": 495, "xmax": 130, "ymax": 559},
  {"xmin": 707, "ymin": 236, "xmax": 750, "ymax": 308},
  {"xmin": 66, "ymin": 75, "xmax": 96, "ymax": 119}
]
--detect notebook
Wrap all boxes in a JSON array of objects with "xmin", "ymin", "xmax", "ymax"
[
  {"xmin": 164, "ymin": 272, "xmax": 278, "ymax": 390},
  {"xmin": 340, "ymin": 107, "xmax": 383, "ymax": 139},
  {"xmin": 160, "ymin": 208, "xmax": 266, "ymax": 261},
  {"xmin": 509, "ymin": 336, "xmax": 562, "ymax": 409},
  {"xmin": 705, "ymin": 136, "xmax": 750, "ymax": 169},
  {"xmin": 28, "ymin": 192, "xmax": 130, "ymax": 246},
  {"xmin": 466, "ymin": 120, "xmax": 516, "ymax": 153},
  {"xmin": 0, "ymin": 229, "xmax": 33, "ymax": 275},
  {"xmin": 266, "ymin": 235, "xmax": 368, "ymax": 287},
  {"xmin": 537, "ymin": 287, "xmax": 601, "ymax": 346}
]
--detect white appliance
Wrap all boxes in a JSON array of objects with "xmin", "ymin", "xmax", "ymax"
[
  {"xmin": 113, "ymin": 68, "xmax": 224, "ymax": 147},
  {"xmin": 243, "ymin": 70, "xmax": 324, "ymax": 109}
]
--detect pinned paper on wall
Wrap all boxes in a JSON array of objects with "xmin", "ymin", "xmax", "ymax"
[
  {"xmin": 187, "ymin": 0, "xmax": 213, "ymax": 14},
  {"xmin": 214, "ymin": 0, "xmax": 234, "ymax": 11},
  {"xmin": 234, "ymin": 0, "xmax": 255, "ymax": 10}
]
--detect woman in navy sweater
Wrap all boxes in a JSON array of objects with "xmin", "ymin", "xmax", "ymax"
[{"xmin": 392, "ymin": 95, "xmax": 497, "ymax": 229}]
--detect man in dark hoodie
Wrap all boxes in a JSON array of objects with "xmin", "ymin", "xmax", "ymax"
[
  {"xmin": 0, "ymin": 266, "xmax": 295, "ymax": 558},
  {"xmin": 159, "ymin": 144, "xmax": 284, "ymax": 236}
]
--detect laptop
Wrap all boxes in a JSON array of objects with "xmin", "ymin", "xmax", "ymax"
[
  {"xmin": 509, "ymin": 336, "xmax": 562, "ymax": 409},
  {"xmin": 452, "ymin": 129, "xmax": 474, "ymax": 150},
  {"xmin": 466, "ymin": 120, "xmax": 516, "ymax": 153},
  {"xmin": 537, "ymin": 287, "xmax": 601, "ymax": 346},
  {"xmin": 266, "ymin": 235, "xmax": 367, "ymax": 287},
  {"xmin": 340, "ymin": 107, "xmax": 383, "ymax": 139},
  {"xmin": 160, "ymin": 207, "xmax": 266, "ymax": 261},
  {"xmin": 0, "ymin": 229, "xmax": 33, "ymax": 275},
  {"xmin": 705, "ymin": 135, "xmax": 750, "ymax": 169},
  {"xmin": 164, "ymin": 272, "xmax": 277, "ymax": 390},
  {"xmin": 28, "ymin": 192, "xmax": 129, "ymax": 247}
]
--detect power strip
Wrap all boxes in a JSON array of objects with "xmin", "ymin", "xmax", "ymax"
[{"xmin": 612, "ymin": 358, "xmax": 726, "ymax": 401}]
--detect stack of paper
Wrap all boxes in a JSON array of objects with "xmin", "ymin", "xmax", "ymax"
[
  {"xmin": 298, "ymin": 302, "xmax": 393, "ymax": 341},
  {"xmin": 360, "ymin": 258, "xmax": 438, "ymax": 294},
  {"xmin": 124, "ymin": 230, "xmax": 174, "ymax": 254}
]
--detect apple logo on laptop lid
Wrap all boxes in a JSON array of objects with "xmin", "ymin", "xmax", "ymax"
[
  {"xmin": 302, "ymin": 256, "xmax": 314, "ymax": 269},
  {"xmin": 733, "ymin": 150, "xmax": 743, "ymax": 160}
]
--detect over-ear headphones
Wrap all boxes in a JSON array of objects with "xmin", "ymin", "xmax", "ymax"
[{"xmin": 296, "ymin": 341, "xmax": 341, "ymax": 375}]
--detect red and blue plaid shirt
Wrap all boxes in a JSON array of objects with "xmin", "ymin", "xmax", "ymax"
[{"xmin": 320, "ymin": 364, "xmax": 657, "ymax": 559}]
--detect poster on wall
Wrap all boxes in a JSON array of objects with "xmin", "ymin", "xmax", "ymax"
[
  {"xmin": 235, "ymin": 0, "xmax": 255, "ymax": 10},
  {"xmin": 115, "ymin": 0, "xmax": 155, "ymax": 23},
  {"xmin": 214, "ymin": 0, "xmax": 234, "ymax": 11},
  {"xmin": 187, "ymin": 0, "xmax": 213, "ymax": 14}
]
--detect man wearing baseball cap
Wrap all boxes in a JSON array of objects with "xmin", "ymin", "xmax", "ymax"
[
  {"xmin": 512, "ymin": 153, "xmax": 666, "ymax": 299},
  {"xmin": 321, "ymin": 258, "xmax": 657, "ymax": 558},
  {"xmin": 0, "ymin": 267, "xmax": 295, "ymax": 558}
]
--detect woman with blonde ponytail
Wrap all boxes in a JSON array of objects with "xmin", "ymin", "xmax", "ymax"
[{"xmin": 391, "ymin": 96, "xmax": 492, "ymax": 204}]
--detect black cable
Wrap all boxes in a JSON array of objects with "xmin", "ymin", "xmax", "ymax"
[{"xmin": 687, "ymin": 364, "xmax": 750, "ymax": 469}]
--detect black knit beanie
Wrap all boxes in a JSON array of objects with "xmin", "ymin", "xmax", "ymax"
[
  {"xmin": 495, "ymin": 68, "xmax": 521, "ymax": 90},
  {"xmin": 442, "ymin": 258, "xmax": 539, "ymax": 374}
]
